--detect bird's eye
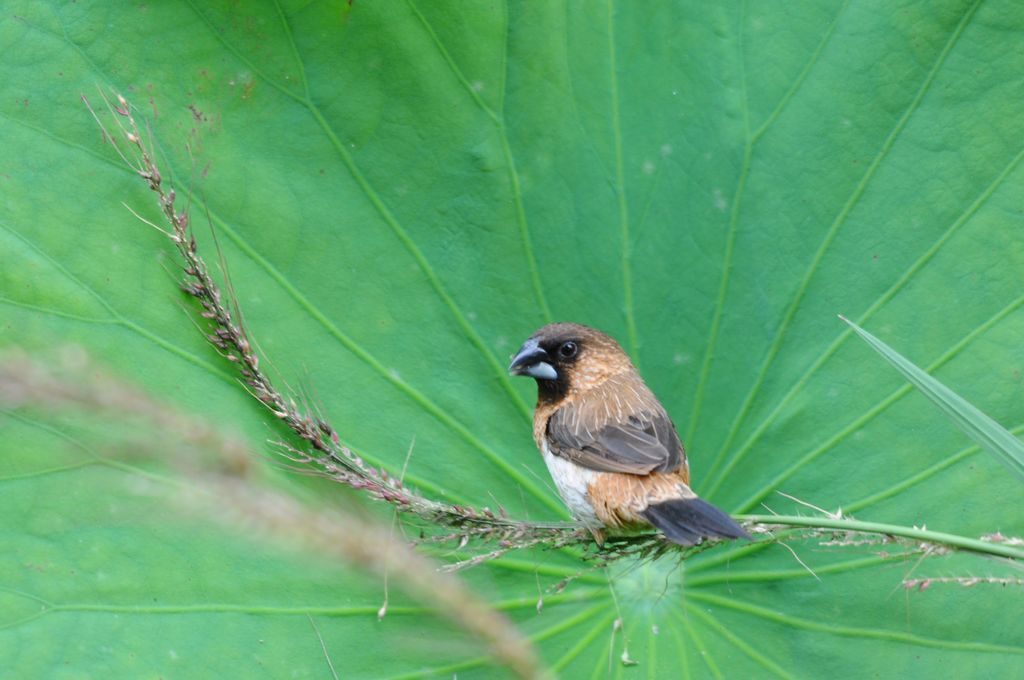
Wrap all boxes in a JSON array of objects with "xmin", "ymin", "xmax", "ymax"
[{"xmin": 558, "ymin": 341, "xmax": 578, "ymax": 359}]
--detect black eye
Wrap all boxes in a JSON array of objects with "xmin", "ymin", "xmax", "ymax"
[{"xmin": 558, "ymin": 341, "xmax": 578, "ymax": 359}]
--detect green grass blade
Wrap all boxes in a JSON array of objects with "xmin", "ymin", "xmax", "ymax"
[{"xmin": 841, "ymin": 315, "xmax": 1024, "ymax": 483}]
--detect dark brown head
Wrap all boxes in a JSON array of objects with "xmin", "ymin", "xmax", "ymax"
[{"xmin": 508, "ymin": 323, "xmax": 634, "ymax": 403}]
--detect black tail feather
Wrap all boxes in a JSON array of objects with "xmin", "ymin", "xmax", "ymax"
[{"xmin": 641, "ymin": 497, "xmax": 750, "ymax": 546}]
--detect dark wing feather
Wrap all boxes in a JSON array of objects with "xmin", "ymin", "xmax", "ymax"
[{"xmin": 546, "ymin": 375, "xmax": 685, "ymax": 475}]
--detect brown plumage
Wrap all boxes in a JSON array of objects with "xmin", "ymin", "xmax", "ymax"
[{"xmin": 509, "ymin": 322, "xmax": 748, "ymax": 546}]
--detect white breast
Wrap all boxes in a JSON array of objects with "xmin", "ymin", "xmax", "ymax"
[{"xmin": 541, "ymin": 439, "xmax": 601, "ymax": 527}]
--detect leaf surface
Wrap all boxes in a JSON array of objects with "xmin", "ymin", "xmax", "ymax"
[{"xmin": 2, "ymin": 0, "xmax": 1023, "ymax": 676}]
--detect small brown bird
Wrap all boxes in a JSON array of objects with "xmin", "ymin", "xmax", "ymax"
[{"xmin": 509, "ymin": 322, "xmax": 749, "ymax": 546}]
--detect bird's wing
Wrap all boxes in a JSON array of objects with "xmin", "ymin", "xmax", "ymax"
[{"xmin": 546, "ymin": 374, "xmax": 685, "ymax": 475}]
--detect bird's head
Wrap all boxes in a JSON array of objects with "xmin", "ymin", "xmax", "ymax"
[{"xmin": 508, "ymin": 323, "xmax": 633, "ymax": 401}]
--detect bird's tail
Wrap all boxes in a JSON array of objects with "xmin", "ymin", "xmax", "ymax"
[{"xmin": 641, "ymin": 497, "xmax": 750, "ymax": 546}]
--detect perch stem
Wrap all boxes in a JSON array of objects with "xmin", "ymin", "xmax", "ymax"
[{"xmin": 741, "ymin": 515, "xmax": 1024, "ymax": 560}]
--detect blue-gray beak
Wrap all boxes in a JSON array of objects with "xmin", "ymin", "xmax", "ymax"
[{"xmin": 508, "ymin": 338, "xmax": 558, "ymax": 380}]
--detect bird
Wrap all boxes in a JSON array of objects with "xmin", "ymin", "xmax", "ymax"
[{"xmin": 508, "ymin": 322, "xmax": 749, "ymax": 546}]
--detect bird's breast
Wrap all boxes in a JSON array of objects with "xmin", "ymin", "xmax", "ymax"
[{"xmin": 540, "ymin": 439, "xmax": 602, "ymax": 527}]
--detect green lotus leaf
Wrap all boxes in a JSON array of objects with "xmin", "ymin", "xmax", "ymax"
[{"xmin": 2, "ymin": 0, "xmax": 1023, "ymax": 677}]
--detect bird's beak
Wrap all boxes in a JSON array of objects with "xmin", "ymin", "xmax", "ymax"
[{"xmin": 508, "ymin": 338, "xmax": 558, "ymax": 380}]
